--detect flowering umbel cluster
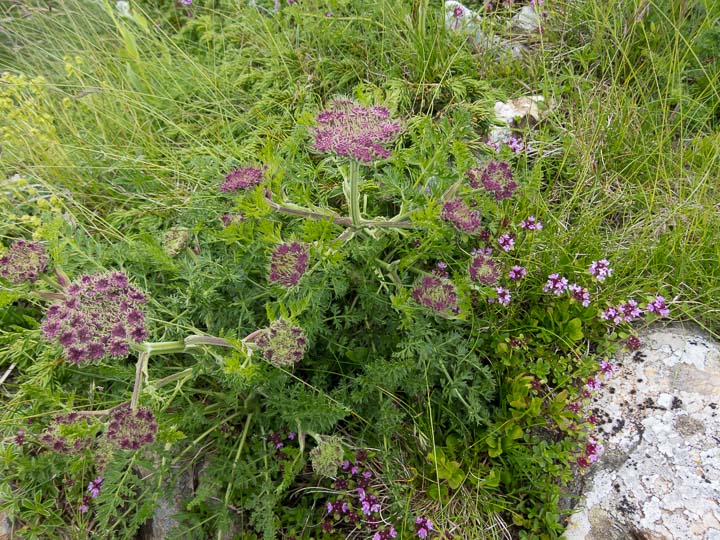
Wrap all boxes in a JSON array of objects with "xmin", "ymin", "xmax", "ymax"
[
  {"xmin": 268, "ymin": 241, "xmax": 309, "ymax": 287},
  {"xmin": 255, "ymin": 318, "xmax": 308, "ymax": 368},
  {"xmin": 0, "ymin": 240, "xmax": 49, "ymax": 284},
  {"xmin": 441, "ymin": 198, "xmax": 482, "ymax": 234},
  {"xmin": 106, "ymin": 404, "xmax": 158, "ymax": 450},
  {"xmin": 39, "ymin": 413, "xmax": 94, "ymax": 454},
  {"xmin": 412, "ymin": 275, "xmax": 459, "ymax": 314},
  {"xmin": 312, "ymin": 99, "xmax": 402, "ymax": 162},
  {"xmin": 219, "ymin": 166, "xmax": 265, "ymax": 192},
  {"xmin": 41, "ymin": 272, "xmax": 148, "ymax": 363},
  {"xmin": 466, "ymin": 160, "xmax": 517, "ymax": 200},
  {"xmin": 468, "ymin": 250, "xmax": 499, "ymax": 285}
]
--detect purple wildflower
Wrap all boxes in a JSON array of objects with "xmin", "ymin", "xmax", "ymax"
[
  {"xmin": 39, "ymin": 413, "xmax": 93, "ymax": 455},
  {"xmin": 498, "ymin": 233, "xmax": 515, "ymax": 251},
  {"xmin": 41, "ymin": 272, "xmax": 148, "ymax": 363},
  {"xmin": 468, "ymin": 251, "xmax": 499, "ymax": 285},
  {"xmin": 626, "ymin": 336, "xmax": 641, "ymax": 351},
  {"xmin": 599, "ymin": 360, "xmax": 617, "ymax": 377},
  {"xmin": 312, "ymin": 99, "xmax": 402, "ymax": 162},
  {"xmin": 508, "ymin": 265, "xmax": 527, "ymax": 281},
  {"xmin": 519, "ymin": 215, "xmax": 542, "ymax": 230},
  {"xmin": 568, "ymin": 284, "xmax": 591, "ymax": 307},
  {"xmin": 588, "ymin": 259, "xmax": 612, "ymax": 282},
  {"xmin": 466, "ymin": 160, "xmax": 517, "ymax": 200},
  {"xmin": 486, "ymin": 140, "xmax": 502, "ymax": 152},
  {"xmin": 15, "ymin": 429, "xmax": 25, "ymax": 445},
  {"xmin": 79, "ymin": 504, "xmax": 89, "ymax": 513},
  {"xmin": 373, "ymin": 527, "xmax": 397, "ymax": 540},
  {"xmin": 219, "ymin": 166, "xmax": 264, "ymax": 192},
  {"xmin": 87, "ymin": 477, "xmax": 103, "ymax": 498},
  {"xmin": 255, "ymin": 318, "xmax": 308, "ymax": 368},
  {"xmin": 619, "ymin": 300, "xmax": 642, "ymax": 322},
  {"xmin": 586, "ymin": 377, "xmax": 602, "ymax": 390},
  {"xmin": 600, "ymin": 306, "xmax": 622, "ymax": 325},
  {"xmin": 0, "ymin": 240, "xmax": 49, "ymax": 284},
  {"xmin": 453, "ymin": 5, "xmax": 464, "ymax": 18},
  {"xmin": 584, "ymin": 437, "xmax": 604, "ymax": 463},
  {"xmin": 506, "ymin": 136, "xmax": 524, "ymax": 153},
  {"xmin": 491, "ymin": 286, "xmax": 511, "ymax": 306},
  {"xmin": 416, "ymin": 516, "xmax": 434, "ymax": 539},
  {"xmin": 646, "ymin": 295, "xmax": 670, "ymax": 317},
  {"xmin": 441, "ymin": 198, "xmax": 482, "ymax": 234},
  {"xmin": 268, "ymin": 241, "xmax": 309, "ymax": 287},
  {"xmin": 106, "ymin": 404, "xmax": 158, "ymax": 450},
  {"xmin": 543, "ymin": 273, "xmax": 568, "ymax": 295},
  {"xmin": 411, "ymin": 275, "xmax": 459, "ymax": 314}
]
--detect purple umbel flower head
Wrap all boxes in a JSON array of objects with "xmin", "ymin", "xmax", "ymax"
[
  {"xmin": 468, "ymin": 251, "xmax": 499, "ymax": 285},
  {"xmin": 441, "ymin": 198, "xmax": 482, "ymax": 234},
  {"xmin": 588, "ymin": 259, "xmax": 612, "ymax": 282},
  {"xmin": 646, "ymin": 295, "xmax": 670, "ymax": 317},
  {"xmin": 255, "ymin": 318, "xmax": 308, "ymax": 368},
  {"xmin": 106, "ymin": 404, "xmax": 158, "ymax": 450},
  {"xmin": 39, "ymin": 413, "xmax": 93, "ymax": 454},
  {"xmin": 268, "ymin": 241, "xmax": 309, "ymax": 287},
  {"xmin": 220, "ymin": 213, "xmax": 246, "ymax": 227},
  {"xmin": 412, "ymin": 275, "xmax": 459, "ymax": 315},
  {"xmin": 543, "ymin": 273, "xmax": 568, "ymax": 295},
  {"xmin": 520, "ymin": 216, "xmax": 542, "ymax": 231},
  {"xmin": 466, "ymin": 160, "xmax": 517, "ymax": 200},
  {"xmin": 508, "ymin": 265, "xmax": 527, "ymax": 281},
  {"xmin": 0, "ymin": 240, "xmax": 49, "ymax": 284},
  {"xmin": 41, "ymin": 272, "xmax": 148, "ymax": 363},
  {"xmin": 219, "ymin": 166, "xmax": 265, "ymax": 192},
  {"xmin": 312, "ymin": 99, "xmax": 402, "ymax": 162}
]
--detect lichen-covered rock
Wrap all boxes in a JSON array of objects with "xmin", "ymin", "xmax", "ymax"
[{"xmin": 564, "ymin": 327, "xmax": 720, "ymax": 540}]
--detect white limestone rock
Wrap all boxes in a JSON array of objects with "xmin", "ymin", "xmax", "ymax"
[{"xmin": 564, "ymin": 327, "xmax": 720, "ymax": 540}]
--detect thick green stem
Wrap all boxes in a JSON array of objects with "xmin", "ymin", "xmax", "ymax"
[
  {"xmin": 347, "ymin": 160, "xmax": 362, "ymax": 226},
  {"xmin": 130, "ymin": 350, "xmax": 150, "ymax": 411}
]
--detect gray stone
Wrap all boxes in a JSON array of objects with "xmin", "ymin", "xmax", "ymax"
[{"xmin": 564, "ymin": 327, "xmax": 720, "ymax": 540}]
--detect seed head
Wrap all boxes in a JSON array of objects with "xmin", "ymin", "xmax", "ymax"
[
  {"xmin": 268, "ymin": 241, "xmax": 309, "ymax": 287},
  {"xmin": 41, "ymin": 272, "xmax": 148, "ymax": 363},
  {"xmin": 0, "ymin": 240, "xmax": 49, "ymax": 284},
  {"xmin": 255, "ymin": 318, "xmax": 308, "ymax": 368},
  {"xmin": 312, "ymin": 99, "xmax": 402, "ymax": 162},
  {"xmin": 106, "ymin": 403, "xmax": 158, "ymax": 450},
  {"xmin": 310, "ymin": 435, "xmax": 345, "ymax": 478}
]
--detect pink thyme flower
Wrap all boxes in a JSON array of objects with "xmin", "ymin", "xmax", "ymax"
[
  {"xmin": 543, "ymin": 273, "xmax": 568, "ymax": 295},
  {"xmin": 268, "ymin": 241, "xmax": 309, "ymax": 287},
  {"xmin": 0, "ymin": 240, "xmax": 49, "ymax": 284},
  {"xmin": 87, "ymin": 477, "xmax": 103, "ymax": 498},
  {"xmin": 599, "ymin": 360, "xmax": 617, "ymax": 377},
  {"xmin": 646, "ymin": 295, "xmax": 670, "ymax": 317},
  {"xmin": 441, "ymin": 198, "xmax": 482, "ymax": 234},
  {"xmin": 491, "ymin": 286, "xmax": 511, "ymax": 306},
  {"xmin": 312, "ymin": 99, "xmax": 402, "ymax": 162},
  {"xmin": 466, "ymin": 160, "xmax": 517, "ymax": 200},
  {"xmin": 106, "ymin": 404, "xmax": 158, "ymax": 450},
  {"xmin": 626, "ymin": 335, "xmax": 641, "ymax": 350},
  {"xmin": 586, "ymin": 377, "xmax": 602, "ymax": 390},
  {"xmin": 519, "ymin": 215, "xmax": 542, "ymax": 230},
  {"xmin": 468, "ymin": 252, "xmax": 499, "ymax": 285},
  {"xmin": 508, "ymin": 265, "xmax": 527, "ymax": 281},
  {"xmin": 506, "ymin": 136, "xmax": 524, "ymax": 153},
  {"xmin": 412, "ymin": 275, "xmax": 459, "ymax": 314},
  {"xmin": 568, "ymin": 284, "xmax": 591, "ymax": 307},
  {"xmin": 588, "ymin": 259, "xmax": 612, "ymax": 282},
  {"xmin": 619, "ymin": 299, "xmax": 642, "ymax": 322},
  {"xmin": 41, "ymin": 272, "xmax": 148, "ymax": 363},
  {"xmin": 415, "ymin": 516, "xmax": 434, "ymax": 539},
  {"xmin": 498, "ymin": 233, "xmax": 515, "ymax": 251},
  {"xmin": 219, "ymin": 166, "xmax": 264, "ymax": 192},
  {"xmin": 453, "ymin": 5, "xmax": 464, "ymax": 18},
  {"xmin": 600, "ymin": 306, "xmax": 622, "ymax": 325},
  {"xmin": 486, "ymin": 140, "xmax": 502, "ymax": 152},
  {"xmin": 255, "ymin": 318, "xmax": 308, "ymax": 368}
]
